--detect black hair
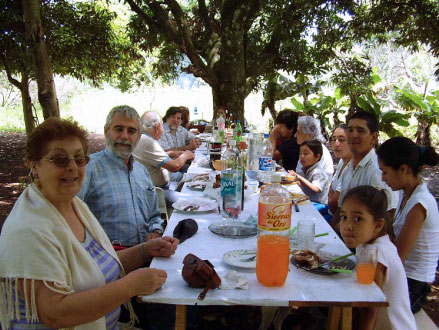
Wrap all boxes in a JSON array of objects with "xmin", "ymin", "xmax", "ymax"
[
  {"xmin": 275, "ymin": 109, "xmax": 299, "ymax": 131},
  {"xmin": 334, "ymin": 123, "xmax": 348, "ymax": 131},
  {"xmin": 377, "ymin": 137, "xmax": 439, "ymax": 175},
  {"xmin": 342, "ymin": 185, "xmax": 391, "ymax": 236},
  {"xmin": 347, "ymin": 111, "xmax": 379, "ymax": 133},
  {"xmin": 300, "ymin": 139, "xmax": 322, "ymax": 160},
  {"xmin": 163, "ymin": 106, "xmax": 183, "ymax": 122}
]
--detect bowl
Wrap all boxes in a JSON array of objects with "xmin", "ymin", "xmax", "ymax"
[{"xmin": 212, "ymin": 159, "xmax": 222, "ymax": 171}]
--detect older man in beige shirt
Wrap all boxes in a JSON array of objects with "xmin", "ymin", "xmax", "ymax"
[{"xmin": 133, "ymin": 111, "xmax": 194, "ymax": 206}]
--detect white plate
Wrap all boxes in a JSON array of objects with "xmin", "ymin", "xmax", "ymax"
[
  {"xmin": 172, "ymin": 198, "xmax": 217, "ymax": 212},
  {"xmin": 186, "ymin": 181, "xmax": 210, "ymax": 190},
  {"xmin": 223, "ymin": 249, "xmax": 257, "ymax": 269}
]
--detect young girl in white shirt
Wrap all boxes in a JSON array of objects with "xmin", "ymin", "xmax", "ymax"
[
  {"xmin": 377, "ymin": 136, "xmax": 439, "ymax": 313},
  {"xmin": 340, "ymin": 185, "xmax": 416, "ymax": 330}
]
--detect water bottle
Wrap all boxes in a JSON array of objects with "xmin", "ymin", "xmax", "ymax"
[
  {"xmin": 246, "ymin": 130, "xmax": 260, "ymax": 181},
  {"xmin": 258, "ymin": 133, "xmax": 273, "ymax": 183},
  {"xmin": 256, "ymin": 173, "xmax": 292, "ymax": 286},
  {"xmin": 209, "ymin": 127, "xmax": 222, "ymax": 169},
  {"xmin": 216, "ymin": 115, "xmax": 225, "ymax": 144},
  {"xmin": 221, "ymin": 140, "xmax": 243, "ymax": 220}
]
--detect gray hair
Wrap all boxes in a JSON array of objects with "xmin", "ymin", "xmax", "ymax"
[
  {"xmin": 141, "ymin": 111, "xmax": 162, "ymax": 131},
  {"xmin": 297, "ymin": 116, "xmax": 326, "ymax": 143},
  {"xmin": 105, "ymin": 105, "xmax": 141, "ymax": 133}
]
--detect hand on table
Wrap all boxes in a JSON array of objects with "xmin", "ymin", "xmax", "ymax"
[
  {"xmin": 189, "ymin": 138, "xmax": 201, "ymax": 150},
  {"xmin": 182, "ymin": 150, "xmax": 195, "ymax": 161},
  {"xmin": 143, "ymin": 236, "xmax": 179, "ymax": 258},
  {"xmin": 125, "ymin": 267, "xmax": 167, "ymax": 295},
  {"xmin": 168, "ymin": 150, "xmax": 184, "ymax": 158}
]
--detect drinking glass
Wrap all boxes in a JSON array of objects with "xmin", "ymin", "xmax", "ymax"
[
  {"xmin": 296, "ymin": 220, "xmax": 315, "ymax": 250},
  {"xmin": 356, "ymin": 245, "xmax": 378, "ymax": 285}
]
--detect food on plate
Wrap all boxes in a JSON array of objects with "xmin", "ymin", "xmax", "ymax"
[
  {"xmin": 289, "ymin": 192, "xmax": 308, "ymax": 201},
  {"xmin": 291, "ymin": 249, "xmax": 322, "ymax": 269},
  {"xmin": 192, "ymin": 174, "xmax": 210, "ymax": 182},
  {"xmin": 183, "ymin": 205, "xmax": 200, "ymax": 211}
]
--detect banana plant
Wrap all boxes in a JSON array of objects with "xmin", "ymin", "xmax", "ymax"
[
  {"xmin": 396, "ymin": 89, "xmax": 439, "ymax": 146},
  {"xmin": 356, "ymin": 91, "xmax": 410, "ymax": 138}
]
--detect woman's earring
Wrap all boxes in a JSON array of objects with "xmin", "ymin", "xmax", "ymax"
[{"xmin": 29, "ymin": 169, "xmax": 39, "ymax": 184}]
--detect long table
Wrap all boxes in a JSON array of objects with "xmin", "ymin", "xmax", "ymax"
[{"xmin": 140, "ymin": 149, "xmax": 388, "ymax": 329}]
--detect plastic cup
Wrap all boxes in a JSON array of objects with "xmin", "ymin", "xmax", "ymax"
[
  {"xmin": 296, "ymin": 220, "xmax": 315, "ymax": 251},
  {"xmin": 356, "ymin": 245, "xmax": 378, "ymax": 285}
]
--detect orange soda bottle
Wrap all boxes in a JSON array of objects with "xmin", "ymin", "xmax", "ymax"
[{"xmin": 256, "ymin": 173, "xmax": 292, "ymax": 286}]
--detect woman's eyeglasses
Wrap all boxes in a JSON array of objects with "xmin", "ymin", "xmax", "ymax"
[{"xmin": 44, "ymin": 156, "xmax": 90, "ymax": 167}]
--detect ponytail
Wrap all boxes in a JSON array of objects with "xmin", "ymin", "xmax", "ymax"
[{"xmin": 378, "ymin": 137, "xmax": 439, "ymax": 175}]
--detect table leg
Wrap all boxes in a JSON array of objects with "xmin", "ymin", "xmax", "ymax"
[
  {"xmin": 327, "ymin": 307, "xmax": 341, "ymax": 330},
  {"xmin": 175, "ymin": 305, "xmax": 187, "ymax": 330},
  {"xmin": 341, "ymin": 307, "xmax": 352, "ymax": 330}
]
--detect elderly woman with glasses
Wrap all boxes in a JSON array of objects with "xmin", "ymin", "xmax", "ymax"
[{"xmin": 0, "ymin": 118, "xmax": 178, "ymax": 330}]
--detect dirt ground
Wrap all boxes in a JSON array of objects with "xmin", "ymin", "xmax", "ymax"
[{"xmin": 1, "ymin": 131, "xmax": 438, "ymax": 329}]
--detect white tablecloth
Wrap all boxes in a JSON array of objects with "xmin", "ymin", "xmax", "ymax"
[{"xmin": 140, "ymin": 150, "xmax": 387, "ymax": 307}]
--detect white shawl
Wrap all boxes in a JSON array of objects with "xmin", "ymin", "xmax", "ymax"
[{"xmin": 0, "ymin": 184, "xmax": 134, "ymax": 330}]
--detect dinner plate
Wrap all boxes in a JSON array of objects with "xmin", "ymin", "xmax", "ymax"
[
  {"xmin": 172, "ymin": 198, "xmax": 217, "ymax": 212},
  {"xmin": 208, "ymin": 221, "xmax": 257, "ymax": 238},
  {"xmin": 186, "ymin": 181, "xmax": 209, "ymax": 190},
  {"xmin": 291, "ymin": 251, "xmax": 355, "ymax": 275},
  {"xmin": 223, "ymin": 249, "xmax": 257, "ymax": 269}
]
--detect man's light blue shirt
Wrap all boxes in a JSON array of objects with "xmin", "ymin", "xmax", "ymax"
[{"xmin": 78, "ymin": 147, "xmax": 164, "ymax": 246}]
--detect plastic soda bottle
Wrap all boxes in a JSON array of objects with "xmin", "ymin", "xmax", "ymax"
[
  {"xmin": 216, "ymin": 114, "xmax": 225, "ymax": 144},
  {"xmin": 220, "ymin": 140, "xmax": 243, "ymax": 219},
  {"xmin": 234, "ymin": 120, "xmax": 243, "ymax": 143},
  {"xmin": 256, "ymin": 173, "xmax": 292, "ymax": 286},
  {"xmin": 258, "ymin": 133, "xmax": 273, "ymax": 183},
  {"xmin": 209, "ymin": 127, "xmax": 222, "ymax": 169}
]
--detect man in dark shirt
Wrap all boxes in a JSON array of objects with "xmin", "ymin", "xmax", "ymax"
[{"xmin": 269, "ymin": 109, "xmax": 300, "ymax": 171}]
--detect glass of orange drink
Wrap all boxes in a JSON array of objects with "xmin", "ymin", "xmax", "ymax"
[{"xmin": 356, "ymin": 245, "xmax": 378, "ymax": 285}]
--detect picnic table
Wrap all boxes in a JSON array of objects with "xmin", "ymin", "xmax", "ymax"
[{"xmin": 139, "ymin": 144, "xmax": 388, "ymax": 329}]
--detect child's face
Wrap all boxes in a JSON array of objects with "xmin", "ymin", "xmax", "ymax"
[
  {"xmin": 340, "ymin": 197, "xmax": 384, "ymax": 249},
  {"xmin": 299, "ymin": 145, "xmax": 320, "ymax": 168}
]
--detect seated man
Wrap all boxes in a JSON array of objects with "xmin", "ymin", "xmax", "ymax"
[
  {"xmin": 269, "ymin": 109, "xmax": 300, "ymax": 171},
  {"xmin": 133, "ymin": 111, "xmax": 195, "ymax": 207},
  {"xmin": 159, "ymin": 106, "xmax": 200, "ymax": 152},
  {"xmin": 78, "ymin": 105, "xmax": 164, "ymax": 247},
  {"xmin": 330, "ymin": 110, "xmax": 398, "ymax": 232}
]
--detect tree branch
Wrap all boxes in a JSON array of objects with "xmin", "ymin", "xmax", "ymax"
[
  {"xmin": 0, "ymin": 53, "xmax": 23, "ymax": 90},
  {"xmin": 197, "ymin": 0, "xmax": 220, "ymax": 34}
]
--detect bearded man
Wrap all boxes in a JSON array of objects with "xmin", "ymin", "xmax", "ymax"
[{"xmin": 78, "ymin": 105, "xmax": 164, "ymax": 246}]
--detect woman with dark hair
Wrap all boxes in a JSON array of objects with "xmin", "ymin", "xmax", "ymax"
[
  {"xmin": 328, "ymin": 124, "xmax": 352, "ymax": 214},
  {"xmin": 0, "ymin": 118, "xmax": 178, "ymax": 330},
  {"xmin": 377, "ymin": 136, "xmax": 439, "ymax": 314}
]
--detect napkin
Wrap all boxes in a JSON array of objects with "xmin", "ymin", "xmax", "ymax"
[
  {"xmin": 219, "ymin": 270, "xmax": 249, "ymax": 290},
  {"xmin": 196, "ymin": 155, "xmax": 211, "ymax": 168},
  {"xmin": 173, "ymin": 219, "xmax": 199, "ymax": 243}
]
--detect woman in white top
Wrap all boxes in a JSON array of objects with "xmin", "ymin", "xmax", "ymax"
[
  {"xmin": 328, "ymin": 124, "xmax": 352, "ymax": 215},
  {"xmin": 295, "ymin": 116, "xmax": 333, "ymax": 176},
  {"xmin": 377, "ymin": 136, "xmax": 439, "ymax": 313}
]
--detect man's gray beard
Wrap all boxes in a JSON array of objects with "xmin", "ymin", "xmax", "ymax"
[{"xmin": 106, "ymin": 135, "xmax": 133, "ymax": 160}]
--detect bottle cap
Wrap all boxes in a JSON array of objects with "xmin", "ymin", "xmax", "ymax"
[
  {"xmin": 271, "ymin": 173, "xmax": 281, "ymax": 183},
  {"xmin": 264, "ymin": 133, "xmax": 269, "ymax": 138},
  {"xmin": 237, "ymin": 120, "xmax": 240, "ymax": 123},
  {"xmin": 229, "ymin": 140, "xmax": 236, "ymax": 146}
]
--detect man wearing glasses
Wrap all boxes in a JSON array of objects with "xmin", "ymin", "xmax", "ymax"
[{"xmin": 78, "ymin": 105, "xmax": 164, "ymax": 247}]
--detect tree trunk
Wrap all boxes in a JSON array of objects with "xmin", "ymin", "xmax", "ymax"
[
  {"xmin": 415, "ymin": 120, "xmax": 431, "ymax": 147},
  {"xmin": 23, "ymin": 0, "xmax": 59, "ymax": 119}
]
